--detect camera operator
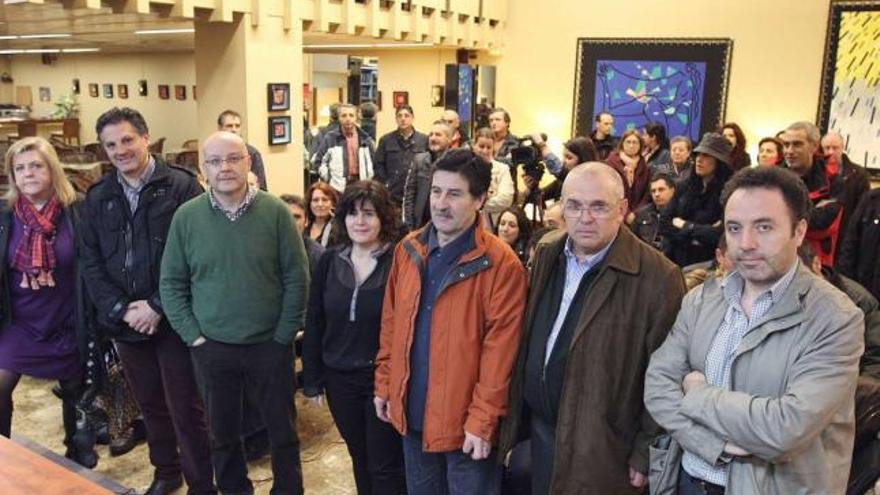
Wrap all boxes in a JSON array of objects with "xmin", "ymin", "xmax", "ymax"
[{"xmin": 517, "ymin": 133, "xmax": 574, "ymax": 208}]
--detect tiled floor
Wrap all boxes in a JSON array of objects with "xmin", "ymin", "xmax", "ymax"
[{"xmin": 11, "ymin": 376, "xmax": 356, "ymax": 494}]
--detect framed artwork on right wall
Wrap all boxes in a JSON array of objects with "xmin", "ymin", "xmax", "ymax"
[{"xmin": 817, "ymin": 0, "xmax": 880, "ymax": 170}]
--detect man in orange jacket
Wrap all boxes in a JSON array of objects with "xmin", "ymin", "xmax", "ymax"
[{"xmin": 375, "ymin": 148, "xmax": 527, "ymax": 494}]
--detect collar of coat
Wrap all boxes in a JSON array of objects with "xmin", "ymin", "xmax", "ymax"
[
  {"xmin": 535, "ymin": 225, "xmax": 642, "ymax": 277},
  {"xmin": 693, "ymin": 264, "xmax": 817, "ymax": 359},
  {"xmin": 401, "ymin": 214, "xmax": 494, "ymax": 283},
  {"xmin": 90, "ymin": 154, "xmax": 175, "ymax": 201}
]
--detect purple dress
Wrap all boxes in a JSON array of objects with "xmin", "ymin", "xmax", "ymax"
[{"xmin": 0, "ymin": 214, "xmax": 79, "ymax": 380}]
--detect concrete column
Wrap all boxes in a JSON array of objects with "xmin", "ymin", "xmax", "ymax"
[{"xmin": 194, "ymin": 9, "xmax": 304, "ymax": 195}]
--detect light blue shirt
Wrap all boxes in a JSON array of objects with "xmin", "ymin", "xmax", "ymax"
[
  {"xmin": 682, "ymin": 260, "xmax": 800, "ymax": 485},
  {"xmin": 543, "ymin": 234, "xmax": 615, "ymax": 364}
]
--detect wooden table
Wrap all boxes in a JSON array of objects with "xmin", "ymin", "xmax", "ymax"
[
  {"xmin": 0, "ymin": 435, "xmax": 118, "ymax": 494},
  {"xmin": 0, "ymin": 118, "xmax": 67, "ymax": 140}
]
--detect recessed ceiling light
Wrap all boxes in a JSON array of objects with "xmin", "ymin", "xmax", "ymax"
[
  {"xmin": 0, "ymin": 35, "xmax": 17, "ymax": 40},
  {"xmin": 25, "ymin": 48, "xmax": 60, "ymax": 53},
  {"xmin": 0, "ymin": 49, "xmax": 24, "ymax": 54},
  {"xmin": 134, "ymin": 28, "xmax": 195, "ymax": 35},
  {"xmin": 18, "ymin": 34, "xmax": 71, "ymax": 39},
  {"xmin": 62, "ymin": 48, "xmax": 100, "ymax": 53}
]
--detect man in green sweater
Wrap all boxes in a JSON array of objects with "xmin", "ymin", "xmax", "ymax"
[{"xmin": 160, "ymin": 131, "xmax": 309, "ymax": 494}]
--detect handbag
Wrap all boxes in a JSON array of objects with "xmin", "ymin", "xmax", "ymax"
[{"xmin": 648, "ymin": 433, "xmax": 682, "ymax": 495}]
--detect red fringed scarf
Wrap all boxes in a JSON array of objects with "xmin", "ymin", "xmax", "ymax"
[{"xmin": 12, "ymin": 195, "xmax": 61, "ymax": 289}]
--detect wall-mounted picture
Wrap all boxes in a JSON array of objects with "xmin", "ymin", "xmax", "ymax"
[
  {"xmin": 392, "ymin": 91, "xmax": 409, "ymax": 109},
  {"xmin": 572, "ymin": 38, "xmax": 733, "ymax": 144},
  {"xmin": 118, "ymin": 84, "xmax": 128, "ymax": 99},
  {"xmin": 38, "ymin": 87, "xmax": 51, "ymax": 102},
  {"xmin": 268, "ymin": 116, "xmax": 292, "ymax": 146},
  {"xmin": 158, "ymin": 84, "xmax": 170, "ymax": 100},
  {"xmin": 88, "ymin": 83, "xmax": 99, "ymax": 98},
  {"xmin": 818, "ymin": 0, "xmax": 880, "ymax": 170},
  {"xmin": 193, "ymin": 85, "xmax": 197, "ymax": 100},
  {"xmin": 175, "ymin": 85, "xmax": 186, "ymax": 101},
  {"xmin": 72, "ymin": 79, "xmax": 80, "ymax": 95},
  {"xmin": 268, "ymin": 83, "xmax": 290, "ymax": 111},
  {"xmin": 102, "ymin": 83, "xmax": 114, "ymax": 99},
  {"xmin": 431, "ymin": 85, "xmax": 445, "ymax": 107},
  {"xmin": 138, "ymin": 79, "xmax": 148, "ymax": 97}
]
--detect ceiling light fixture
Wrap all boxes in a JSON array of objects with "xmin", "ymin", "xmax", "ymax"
[
  {"xmin": 303, "ymin": 42, "xmax": 434, "ymax": 49},
  {"xmin": 25, "ymin": 48, "xmax": 60, "ymax": 53},
  {"xmin": 62, "ymin": 48, "xmax": 100, "ymax": 53},
  {"xmin": 0, "ymin": 35, "xmax": 18, "ymax": 40},
  {"xmin": 0, "ymin": 49, "xmax": 24, "ymax": 54},
  {"xmin": 134, "ymin": 28, "xmax": 195, "ymax": 35},
  {"xmin": 18, "ymin": 33, "xmax": 72, "ymax": 39}
]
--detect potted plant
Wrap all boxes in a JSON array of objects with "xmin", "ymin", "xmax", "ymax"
[{"xmin": 52, "ymin": 92, "xmax": 79, "ymax": 119}]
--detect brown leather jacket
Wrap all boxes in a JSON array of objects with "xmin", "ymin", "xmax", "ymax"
[{"xmin": 375, "ymin": 217, "xmax": 527, "ymax": 452}]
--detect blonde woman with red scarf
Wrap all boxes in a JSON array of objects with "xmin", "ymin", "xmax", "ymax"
[{"xmin": 0, "ymin": 137, "xmax": 96, "ymax": 467}]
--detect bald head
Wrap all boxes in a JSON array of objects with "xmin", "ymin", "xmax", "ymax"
[
  {"xmin": 204, "ymin": 131, "xmax": 247, "ymax": 155},
  {"xmin": 442, "ymin": 110, "xmax": 461, "ymax": 131},
  {"xmin": 202, "ymin": 131, "xmax": 251, "ymax": 197},
  {"xmin": 562, "ymin": 161, "xmax": 625, "ymax": 201},
  {"xmin": 821, "ymin": 131, "xmax": 845, "ymax": 163}
]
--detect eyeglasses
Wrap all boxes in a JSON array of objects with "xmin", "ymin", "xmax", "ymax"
[
  {"xmin": 203, "ymin": 154, "xmax": 248, "ymax": 168},
  {"xmin": 562, "ymin": 201, "xmax": 618, "ymax": 220}
]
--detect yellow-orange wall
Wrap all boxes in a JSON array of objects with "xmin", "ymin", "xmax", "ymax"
[
  {"xmin": 7, "ymin": 52, "xmax": 198, "ymax": 146},
  {"xmin": 493, "ymin": 0, "xmax": 832, "ymax": 156}
]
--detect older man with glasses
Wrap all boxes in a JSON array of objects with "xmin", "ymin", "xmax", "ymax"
[
  {"xmin": 499, "ymin": 162, "xmax": 685, "ymax": 495},
  {"xmin": 160, "ymin": 131, "xmax": 310, "ymax": 494}
]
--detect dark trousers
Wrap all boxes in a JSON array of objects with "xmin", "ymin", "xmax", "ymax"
[
  {"xmin": 677, "ymin": 471, "xmax": 726, "ymax": 495},
  {"xmin": 115, "ymin": 330, "xmax": 215, "ymax": 494},
  {"xmin": 402, "ymin": 431, "xmax": 501, "ymax": 495},
  {"xmin": 324, "ymin": 368, "xmax": 405, "ymax": 495},
  {"xmin": 528, "ymin": 416, "xmax": 555, "ymax": 495},
  {"xmin": 191, "ymin": 339, "xmax": 303, "ymax": 495}
]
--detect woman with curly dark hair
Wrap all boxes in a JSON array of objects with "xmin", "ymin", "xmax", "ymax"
[
  {"xmin": 721, "ymin": 122, "xmax": 752, "ymax": 171},
  {"xmin": 301, "ymin": 180, "xmax": 405, "ymax": 495},
  {"xmin": 605, "ymin": 129, "xmax": 651, "ymax": 211},
  {"xmin": 495, "ymin": 206, "xmax": 532, "ymax": 265}
]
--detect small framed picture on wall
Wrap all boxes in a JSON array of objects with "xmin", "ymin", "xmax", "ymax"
[
  {"xmin": 268, "ymin": 116, "xmax": 292, "ymax": 146},
  {"xmin": 158, "ymin": 85, "xmax": 170, "ymax": 100},
  {"xmin": 72, "ymin": 79, "xmax": 80, "ymax": 95},
  {"xmin": 267, "ymin": 83, "xmax": 290, "ymax": 111},
  {"xmin": 174, "ymin": 85, "xmax": 186, "ymax": 100},
  {"xmin": 138, "ymin": 80, "xmax": 148, "ymax": 97},
  {"xmin": 192, "ymin": 85, "xmax": 197, "ymax": 100},
  {"xmin": 393, "ymin": 91, "xmax": 409, "ymax": 109},
  {"xmin": 431, "ymin": 85, "xmax": 445, "ymax": 107},
  {"xmin": 88, "ymin": 83, "xmax": 99, "ymax": 98},
  {"xmin": 38, "ymin": 87, "xmax": 51, "ymax": 102},
  {"xmin": 118, "ymin": 84, "xmax": 129, "ymax": 99},
  {"xmin": 102, "ymin": 83, "xmax": 113, "ymax": 99}
]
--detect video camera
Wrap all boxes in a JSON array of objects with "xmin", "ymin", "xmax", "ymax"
[{"xmin": 510, "ymin": 134, "xmax": 547, "ymax": 183}]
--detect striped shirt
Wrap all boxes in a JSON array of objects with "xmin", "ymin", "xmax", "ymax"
[
  {"xmin": 682, "ymin": 260, "xmax": 800, "ymax": 485},
  {"xmin": 116, "ymin": 156, "xmax": 156, "ymax": 213},
  {"xmin": 543, "ymin": 235, "xmax": 614, "ymax": 364}
]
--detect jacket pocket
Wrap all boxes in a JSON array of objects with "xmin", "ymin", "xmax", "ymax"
[{"xmin": 648, "ymin": 434, "xmax": 681, "ymax": 495}]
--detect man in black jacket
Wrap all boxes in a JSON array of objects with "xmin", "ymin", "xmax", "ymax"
[
  {"xmin": 373, "ymin": 104, "xmax": 428, "ymax": 205},
  {"xmin": 80, "ymin": 107, "xmax": 215, "ymax": 495},
  {"xmin": 839, "ymin": 189, "xmax": 880, "ymax": 302},
  {"xmin": 782, "ymin": 121, "xmax": 845, "ymax": 267},
  {"xmin": 631, "ymin": 172, "xmax": 675, "ymax": 249}
]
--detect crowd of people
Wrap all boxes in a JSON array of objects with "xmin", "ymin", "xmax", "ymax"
[{"xmin": 0, "ymin": 101, "xmax": 879, "ymax": 495}]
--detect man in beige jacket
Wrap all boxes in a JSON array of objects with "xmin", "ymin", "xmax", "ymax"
[{"xmin": 645, "ymin": 165, "xmax": 864, "ymax": 494}]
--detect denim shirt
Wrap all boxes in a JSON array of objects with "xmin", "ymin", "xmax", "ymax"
[{"xmin": 406, "ymin": 223, "xmax": 476, "ymax": 431}]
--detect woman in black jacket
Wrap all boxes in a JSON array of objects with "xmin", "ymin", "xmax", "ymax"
[
  {"xmin": 302, "ymin": 180, "xmax": 405, "ymax": 495},
  {"xmin": 660, "ymin": 132, "xmax": 734, "ymax": 267},
  {"xmin": 495, "ymin": 206, "xmax": 532, "ymax": 265}
]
